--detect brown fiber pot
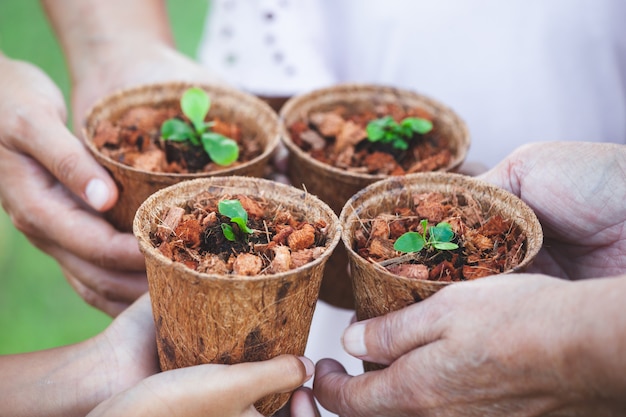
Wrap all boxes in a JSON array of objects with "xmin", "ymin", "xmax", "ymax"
[
  {"xmin": 339, "ymin": 172, "xmax": 543, "ymax": 371},
  {"xmin": 280, "ymin": 83, "xmax": 471, "ymax": 309},
  {"xmin": 84, "ymin": 81, "xmax": 280, "ymax": 232},
  {"xmin": 133, "ymin": 176, "xmax": 341, "ymax": 416}
]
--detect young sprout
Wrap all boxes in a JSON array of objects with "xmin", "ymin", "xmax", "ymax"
[
  {"xmin": 366, "ymin": 116, "xmax": 433, "ymax": 151},
  {"xmin": 218, "ymin": 199, "xmax": 253, "ymax": 242},
  {"xmin": 161, "ymin": 87, "xmax": 239, "ymax": 166},
  {"xmin": 394, "ymin": 219, "xmax": 459, "ymax": 253}
]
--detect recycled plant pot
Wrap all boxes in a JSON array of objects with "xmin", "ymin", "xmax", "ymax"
[
  {"xmin": 133, "ymin": 176, "xmax": 341, "ymax": 416},
  {"xmin": 280, "ymin": 83, "xmax": 471, "ymax": 309},
  {"xmin": 339, "ymin": 172, "xmax": 543, "ymax": 371},
  {"xmin": 83, "ymin": 81, "xmax": 280, "ymax": 232}
]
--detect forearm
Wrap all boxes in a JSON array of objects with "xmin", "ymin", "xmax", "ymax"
[
  {"xmin": 40, "ymin": 0, "xmax": 174, "ymax": 83},
  {"xmin": 0, "ymin": 340, "xmax": 110, "ymax": 417}
]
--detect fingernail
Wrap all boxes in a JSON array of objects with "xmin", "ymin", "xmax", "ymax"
[
  {"xmin": 342, "ymin": 322, "xmax": 368, "ymax": 357},
  {"xmin": 85, "ymin": 178, "xmax": 110, "ymax": 210},
  {"xmin": 298, "ymin": 356, "xmax": 315, "ymax": 378}
]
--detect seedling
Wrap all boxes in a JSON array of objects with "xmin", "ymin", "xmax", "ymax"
[
  {"xmin": 366, "ymin": 116, "xmax": 433, "ymax": 151},
  {"xmin": 161, "ymin": 87, "xmax": 239, "ymax": 166},
  {"xmin": 394, "ymin": 219, "xmax": 459, "ymax": 253},
  {"xmin": 218, "ymin": 199, "xmax": 253, "ymax": 242}
]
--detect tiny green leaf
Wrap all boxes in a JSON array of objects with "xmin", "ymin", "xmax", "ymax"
[
  {"xmin": 230, "ymin": 217, "xmax": 253, "ymax": 234},
  {"xmin": 365, "ymin": 117, "xmax": 390, "ymax": 141},
  {"xmin": 201, "ymin": 133, "xmax": 239, "ymax": 166},
  {"xmin": 433, "ymin": 242, "xmax": 459, "ymax": 250},
  {"xmin": 430, "ymin": 222, "xmax": 455, "ymax": 243},
  {"xmin": 181, "ymin": 87, "xmax": 210, "ymax": 133},
  {"xmin": 221, "ymin": 224, "xmax": 237, "ymax": 241},
  {"xmin": 393, "ymin": 232, "xmax": 426, "ymax": 253},
  {"xmin": 402, "ymin": 117, "xmax": 433, "ymax": 135},
  {"xmin": 218, "ymin": 199, "xmax": 248, "ymax": 223},
  {"xmin": 161, "ymin": 119, "xmax": 195, "ymax": 141}
]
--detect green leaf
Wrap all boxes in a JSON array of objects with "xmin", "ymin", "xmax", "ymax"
[
  {"xmin": 392, "ymin": 138, "xmax": 409, "ymax": 150},
  {"xmin": 181, "ymin": 87, "xmax": 210, "ymax": 133},
  {"xmin": 221, "ymin": 224, "xmax": 237, "ymax": 241},
  {"xmin": 402, "ymin": 117, "xmax": 433, "ymax": 135},
  {"xmin": 366, "ymin": 116, "xmax": 394, "ymax": 141},
  {"xmin": 433, "ymin": 242, "xmax": 459, "ymax": 250},
  {"xmin": 393, "ymin": 232, "xmax": 426, "ymax": 253},
  {"xmin": 430, "ymin": 222, "xmax": 455, "ymax": 243},
  {"xmin": 161, "ymin": 119, "xmax": 195, "ymax": 141},
  {"xmin": 231, "ymin": 217, "xmax": 253, "ymax": 234},
  {"xmin": 218, "ymin": 199, "xmax": 248, "ymax": 223},
  {"xmin": 201, "ymin": 133, "xmax": 239, "ymax": 166}
]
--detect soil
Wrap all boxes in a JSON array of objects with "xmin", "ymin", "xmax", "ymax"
[
  {"xmin": 151, "ymin": 191, "xmax": 331, "ymax": 275},
  {"xmin": 287, "ymin": 102, "xmax": 452, "ymax": 175},
  {"xmin": 354, "ymin": 191, "xmax": 527, "ymax": 281},
  {"xmin": 92, "ymin": 105, "xmax": 263, "ymax": 173}
]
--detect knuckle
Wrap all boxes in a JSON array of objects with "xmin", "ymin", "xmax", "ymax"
[
  {"xmin": 52, "ymin": 152, "xmax": 81, "ymax": 184},
  {"xmin": 8, "ymin": 207, "xmax": 41, "ymax": 237}
]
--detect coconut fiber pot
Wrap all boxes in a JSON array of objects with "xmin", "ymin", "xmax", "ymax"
[
  {"xmin": 280, "ymin": 83, "xmax": 471, "ymax": 309},
  {"xmin": 133, "ymin": 176, "xmax": 341, "ymax": 416},
  {"xmin": 83, "ymin": 81, "xmax": 280, "ymax": 232},
  {"xmin": 340, "ymin": 172, "xmax": 543, "ymax": 371}
]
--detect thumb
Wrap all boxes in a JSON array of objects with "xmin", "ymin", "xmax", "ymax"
[
  {"xmin": 16, "ymin": 111, "xmax": 118, "ymax": 211},
  {"xmin": 232, "ymin": 355, "xmax": 314, "ymax": 405},
  {"xmin": 342, "ymin": 296, "xmax": 449, "ymax": 365}
]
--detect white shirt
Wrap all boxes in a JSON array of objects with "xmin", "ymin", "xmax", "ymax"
[{"xmin": 198, "ymin": 1, "xmax": 626, "ymax": 414}]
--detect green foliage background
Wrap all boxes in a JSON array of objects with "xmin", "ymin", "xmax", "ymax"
[{"xmin": 0, "ymin": 0, "xmax": 208, "ymax": 354}]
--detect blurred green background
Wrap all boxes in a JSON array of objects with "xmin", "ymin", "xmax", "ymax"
[{"xmin": 0, "ymin": 0, "xmax": 208, "ymax": 354}]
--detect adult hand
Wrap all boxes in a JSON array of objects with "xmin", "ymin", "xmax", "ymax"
[
  {"xmin": 478, "ymin": 141, "xmax": 626, "ymax": 279},
  {"xmin": 314, "ymin": 274, "xmax": 626, "ymax": 416},
  {"xmin": 0, "ymin": 55, "xmax": 147, "ymax": 316},
  {"xmin": 92, "ymin": 294, "xmax": 317, "ymax": 416}
]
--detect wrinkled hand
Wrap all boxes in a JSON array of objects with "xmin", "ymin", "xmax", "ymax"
[
  {"xmin": 478, "ymin": 141, "xmax": 626, "ymax": 279},
  {"xmin": 92, "ymin": 295, "xmax": 317, "ymax": 416},
  {"xmin": 314, "ymin": 274, "xmax": 626, "ymax": 416},
  {"xmin": 0, "ymin": 55, "xmax": 147, "ymax": 315}
]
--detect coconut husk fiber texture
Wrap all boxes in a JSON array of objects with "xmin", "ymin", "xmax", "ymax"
[
  {"xmin": 339, "ymin": 172, "xmax": 543, "ymax": 371},
  {"xmin": 279, "ymin": 83, "xmax": 471, "ymax": 310},
  {"xmin": 133, "ymin": 176, "xmax": 341, "ymax": 416},
  {"xmin": 83, "ymin": 81, "xmax": 280, "ymax": 232}
]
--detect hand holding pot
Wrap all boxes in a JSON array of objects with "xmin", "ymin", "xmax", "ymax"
[
  {"xmin": 478, "ymin": 141, "xmax": 626, "ymax": 280},
  {"xmin": 0, "ymin": 54, "xmax": 147, "ymax": 316},
  {"xmin": 1, "ymin": 293, "xmax": 318, "ymax": 417},
  {"xmin": 314, "ymin": 273, "xmax": 626, "ymax": 416}
]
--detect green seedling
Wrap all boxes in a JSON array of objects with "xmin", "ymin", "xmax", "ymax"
[
  {"xmin": 394, "ymin": 219, "xmax": 459, "ymax": 253},
  {"xmin": 366, "ymin": 116, "xmax": 433, "ymax": 151},
  {"xmin": 218, "ymin": 199, "xmax": 253, "ymax": 242},
  {"xmin": 161, "ymin": 87, "xmax": 239, "ymax": 166}
]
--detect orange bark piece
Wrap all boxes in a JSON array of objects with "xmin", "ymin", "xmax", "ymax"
[
  {"xmin": 310, "ymin": 112, "xmax": 345, "ymax": 137},
  {"xmin": 288, "ymin": 224, "xmax": 316, "ymax": 251},
  {"xmin": 175, "ymin": 218, "xmax": 203, "ymax": 248},
  {"xmin": 156, "ymin": 206, "xmax": 186, "ymax": 241},
  {"xmin": 233, "ymin": 253, "xmax": 263, "ymax": 276}
]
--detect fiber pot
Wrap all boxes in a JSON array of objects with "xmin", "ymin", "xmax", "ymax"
[
  {"xmin": 280, "ymin": 83, "xmax": 470, "ymax": 309},
  {"xmin": 133, "ymin": 176, "xmax": 341, "ymax": 416},
  {"xmin": 83, "ymin": 81, "xmax": 280, "ymax": 232},
  {"xmin": 339, "ymin": 172, "xmax": 543, "ymax": 371}
]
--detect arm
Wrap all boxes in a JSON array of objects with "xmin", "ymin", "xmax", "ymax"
[{"xmin": 41, "ymin": 0, "xmax": 222, "ymax": 127}]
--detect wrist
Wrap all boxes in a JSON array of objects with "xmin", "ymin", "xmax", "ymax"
[{"xmin": 558, "ymin": 276, "xmax": 626, "ymax": 413}]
